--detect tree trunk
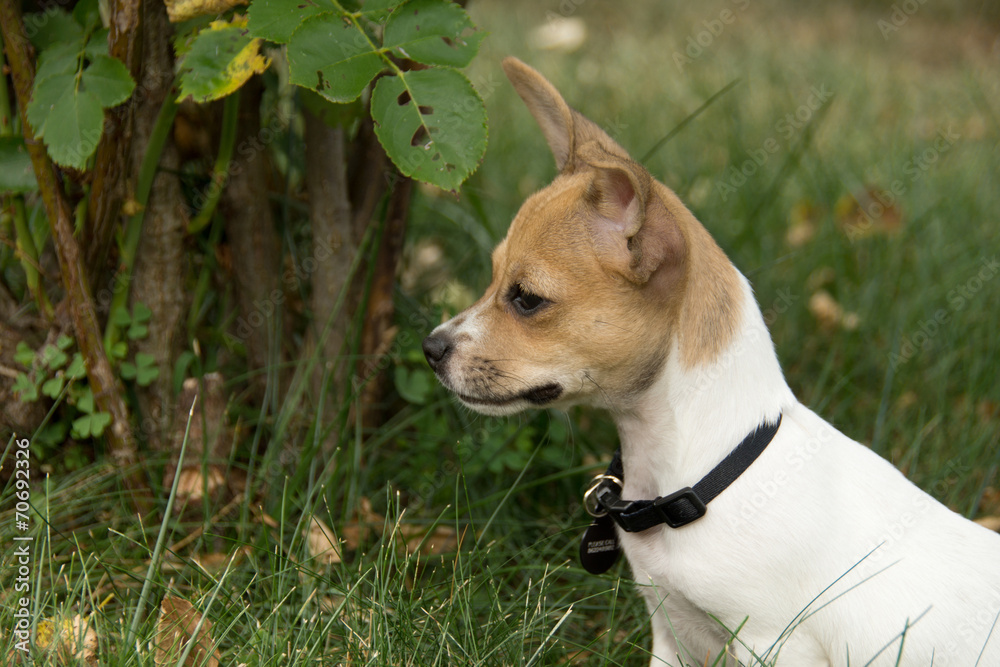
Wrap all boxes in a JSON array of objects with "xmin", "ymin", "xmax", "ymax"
[
  {"xmin": 219, "ymin": 78, "xmax": 282, "ymax": 395},
  {"xmin": 358, "ymin": 175, "xmax": 412, "ymax": 427},
  {"xmin": 129, "ymin": 0, "xmax": 187, "ymax": 452},
  {"xmin": 0, "ymin": 0, "xmax": 146, "ymax": 510},
  {"xmin": 303, "ymin": 111, "xmax": 354, "ymax": 409},
  {"xmin": 84, "ymin": 0, "xmax": 143, "ymax": 290}
]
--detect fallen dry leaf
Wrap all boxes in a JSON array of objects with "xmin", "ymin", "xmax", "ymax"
[
  {"xmin": 397, "ymin": 524, "xmax": 465, "ymax": 557},
  {"xmin": 786, "ymin": 199, "xmax": 820, "ymax": 247},
  {"xmin": 307, "ymin": 517, "xmax": 343, "ymax": 566},
  {"xmin": 175, "ymin": 466, "xmax": 226, "ymax": 504},
  {"xmin": 35, "ymin": 614, "xmax": 97, "ymax": 663},
  {"xmin": 193, "ymin": 547, "xmax": 250, "ymax": 575},
  {"xmin": 155, "ymin": 597, "xmax": 221, "ymax": 667},
  {"xmin": 835, "ymin": 187, "xmax": 903, "ymax": 241},
  {"xmin": 809, "ymin": 290, "xmax": 842, "ymax": 328},
  {"xmin": 340, "ymin": 496, "xmax": 385, "ymax": 551},
  {"xmin": 809, "ymin": 290, "xmax": 860, "ymax": 331}
]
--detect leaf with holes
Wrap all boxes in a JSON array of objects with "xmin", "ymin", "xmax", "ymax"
[
  {"xmin": 247, "ymin": 0, "xmax": 331, "ymax": 44},
  {"xmin": 177, "ymin": 17, "xmax": 272, "ymax": 103},
  {"xmin": 287, "ymin": 12, "xmax": 385, "ymax": 103},
  {"xmin": 383, "ymin": 0, "xmax": 484, "ymax": 68},
  {"xmin": 371, "ymin": 68, "xmax": 486, "ymax": 191}
]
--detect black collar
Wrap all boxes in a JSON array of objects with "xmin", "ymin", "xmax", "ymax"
[{"xmin": 587, "ymin": 415, "xmax": 782, "ymax": 533}]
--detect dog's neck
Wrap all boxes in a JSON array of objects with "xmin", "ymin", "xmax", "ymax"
[{"xmin": 612, "ymin": 274, "xmax": 795, "ymax": 499}]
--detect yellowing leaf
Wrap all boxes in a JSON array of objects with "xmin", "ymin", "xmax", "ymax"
[
  {"xmin": 177, "ymin": 16, "xmax": 271, "ymax": 103},
  {"xmin": 165, "ymin": 0, "xmax": 249, "ymax": 23},
  {"xmin": 36, "ymin": 614, "xmax": 97, "ymax": 662}
]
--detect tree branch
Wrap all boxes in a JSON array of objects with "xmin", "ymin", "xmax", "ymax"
[{"xmin": 0, "ymin": 0, "xmax": 147, "ymax": 510}]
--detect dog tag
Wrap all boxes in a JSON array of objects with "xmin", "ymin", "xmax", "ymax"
[{"xmin": 580, "ymin": 514, "xmax": 620, "ymax": 574}]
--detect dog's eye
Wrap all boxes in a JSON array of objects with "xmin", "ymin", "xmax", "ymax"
[{"xmin": 509, "ymin": 284, "xmax": 546, "ymax": 315}]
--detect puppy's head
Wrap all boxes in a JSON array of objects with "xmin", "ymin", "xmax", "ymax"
[{"xmin": 423, "ymin": 58, "xmax": 691, "ymax": 416}]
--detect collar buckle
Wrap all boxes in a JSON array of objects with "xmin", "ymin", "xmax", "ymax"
[{"xmin": 652, "ymin": 487, "xmax": 707, "ymax": 528}]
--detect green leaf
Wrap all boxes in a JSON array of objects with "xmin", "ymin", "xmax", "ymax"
[
  {"xmin": 36, "ymin": 40, "xmax": 83, "ymax": 79},
  {"xmin": 132, "ymin": 302, "xmax": 152, "ymax": 323},
  {"xmin": 81, "ymin": 54, "xmax": 135, "ymax": 108},
  {"xmin": 177, "ymin": 17, "xmax": 272, "ymax": 103},
  {"xmin": 394, "ymin": 365, "xmax": 432, "ymax": 405},
  {"xmin": 41, "ymin": 344, "xmax": 69, "ymax": 370},
  {"xmin": 72, "ymin": 0, "xmax": 102, "ymax": 31},
  {"xmin": 247, "ymin": 0, "xmax": 331, "ymax": 44},
  {"xmin": 110, "ymin": 341, "xmax": 128, "ymax": 360},
  {"xmin": 383, "ymin": 0, "xmax": 484, "ymax": 68},
  {"xmin": 56, "ymin": 334, "xmax": 74, "ymax": 350},
  {"xmin": 0, "ymin": 137, "xmax": 37, "ymax": 193},
  {"xmin": 287, "ymin": 12, "xmax": 385, "ymax": 103},
  {"xmin": 76, "ymin": 387, "xmax": 95, "ymax": 414},
  {"xmin": 127, "ymin": 322, "xmax": 148, "ymax": 340},
  {"xmin": 110, "ymin": 305, "xmax": 132, "ymax": 326},
  {"xmin": 14, "ymin": 342, "xmax": 36, "ymax": 368},
  {"xmin": 134, "ymin": 353, "xmax": 160, "ymax": 386},
  {"xmin": 37, "ymin": 421, "xmax": 68, "ymax": 448},
  {"xmin": 66, "ymin": 353, "xmax": 86, "ymax": 380},
  {"xmin": 72, "ymin": 411, "xmax": 111, "ymax": 439},
  {"xmin": 25, "ymin": 9, "xmax": 84, "ymax": 51},
  {"xmin": 12, "ymin": 374, "xmax": 38, "ymax": 402},
  {"xmin": 42, "ymin": 376, "xmax": 65, "ymax": 398},
  {"xmin": 120, "ymin": 361, "xmax": 136, "ymax": 380},
  {"xmin": 26, "ymin": 73, "xmax": 104, "ymax": 169},
  {"xmin": 84, "ymin": 29, "xmax": 113, "ymax": 61},
  {"xmin": 371, "ymin": 68, "xmax": 487, "ymax": 191},
  {"xmin": 360, "ymin": 0, "xmax": 408, "ymax": 16}
]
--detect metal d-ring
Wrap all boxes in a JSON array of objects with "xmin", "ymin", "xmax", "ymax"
[{"xmin": 583, "ymin": 474, "xmax": 623, "ymax": 518}]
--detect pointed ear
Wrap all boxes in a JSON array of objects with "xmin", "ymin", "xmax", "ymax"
[
  {"xmin": 503, "ymin": 57, "xmax": 632, "ymax": 172},
  {"xmin": 586, "ymin": 160, "xmax": 678, "ymax": 285},
  {"xmin": 502, "ymin": 57, "xmax": 575, "ymax": 169}
]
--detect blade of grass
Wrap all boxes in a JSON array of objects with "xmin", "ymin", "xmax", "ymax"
[
  {"xmin": 639, "ymin": 78, "xmax": 741, "ymax": 164},
  {"xmin": 127, "ymin": 395, "xmax": 197, "ymax": 648}
]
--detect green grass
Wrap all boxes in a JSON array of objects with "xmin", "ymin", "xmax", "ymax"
[{"xmin": 3, "ymin": 0, "xmax": 999, "ymax": 664}]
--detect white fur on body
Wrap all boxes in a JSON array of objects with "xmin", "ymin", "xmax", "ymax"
[
  {"xmin": 424, "ymin": 57, "xmax": 1000, "ymax": 666},
  {"xmin": 621, "ymin": 277, "xmax": 1000, "ymax": 665}
]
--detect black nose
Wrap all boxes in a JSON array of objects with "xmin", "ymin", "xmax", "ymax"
[{"xmin": 422, "ymin": 334, "xmax": 452, "ymax": 371}]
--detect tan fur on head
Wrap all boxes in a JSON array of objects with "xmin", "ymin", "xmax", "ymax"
[
  {"xmin": 500, "ymin": 57, "xmax": 740, "ymax": 369},
  {"xmin": 424, "ymin": 58, "xmax": 742, "ymax": 416}
]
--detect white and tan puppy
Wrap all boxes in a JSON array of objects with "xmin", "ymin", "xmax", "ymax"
[{"xmin": 423, "ymin": 58, "xmax": 1000, "ymax": 666}]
